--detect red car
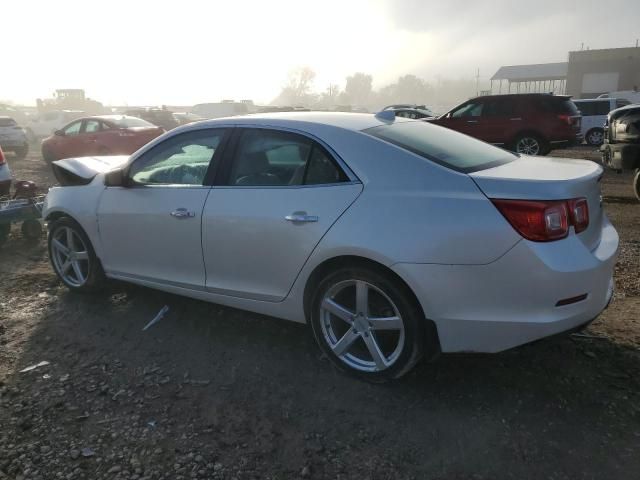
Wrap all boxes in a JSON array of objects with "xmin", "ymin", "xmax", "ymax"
[
  {"xmin": 428, "ymin": 94, "xmax": 582, "ymax": 156},
  {"xmin": 41, "ymin": 115, "xmax": 164, "ymax": 162}
]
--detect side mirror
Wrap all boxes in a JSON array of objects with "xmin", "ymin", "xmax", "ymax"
[
  {"xmin": 54, "ymin": 129, "xmax": 64, "ymax": 136},
  {"xmin": 104, "ymin": 168, "xmax": 127, "ymax": 187}
]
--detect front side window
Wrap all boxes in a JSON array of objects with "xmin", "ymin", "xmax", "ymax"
[
  {"xmin": 365, "ymin": 121, "xmax": 516, "ymax": 173},
  {"xmin": 451, "ymin": 102, "xmax": 483, "ymax": 118},
  {"xmin": 128, "ymin": 129, "xmax": 225, "ymax": 186},
  {"xmin": 63, "ymin": 121, "xmax": 82, "ymax": 136},
  {"xmin": 229, "ymin": 129, "xmax": 347, "ymax": 186}
]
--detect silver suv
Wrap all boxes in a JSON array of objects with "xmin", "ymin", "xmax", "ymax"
[{"xmin": 0, "ymin": 116, "xmax": 28, "ymax": 159}]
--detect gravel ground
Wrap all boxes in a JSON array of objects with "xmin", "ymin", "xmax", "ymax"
[{"xmin": 1, "ymin": 145, "xmax": 639, "ymax": 480}]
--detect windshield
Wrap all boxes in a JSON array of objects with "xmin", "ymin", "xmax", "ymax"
[
  {"xmin": 111, "ymin": 116, "xmax": 154, "ymax": 128},
  {"xmin": 365, "ymin": 121, "xmax": 516, "ymax": 173}
]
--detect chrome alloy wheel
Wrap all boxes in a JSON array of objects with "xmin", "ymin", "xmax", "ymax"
[
  {"xmin": 319, "ymin": 280, "xmax": 405, "ymax": 372},
  {"xmin": 515, "ymin": 137, "xmax": 540, "ymax": 155},
  {"xmin": 50, "ymin": 226, "xmax": 90, "ymax": 287}
]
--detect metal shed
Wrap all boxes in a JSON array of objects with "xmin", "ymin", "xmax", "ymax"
[{"xmin": 490, "ymin": 63, "xmax": 568, "ymax": 94}]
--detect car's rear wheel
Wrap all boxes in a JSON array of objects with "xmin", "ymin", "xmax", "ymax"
[
  {"xmin": 13, "ymin": 145, "xmax": 28, "ymax": 160},
  {"xmin": 309, "ymin": 266, "xmax": 428, "ymax": 381},
  {"xmin": 586, "ymin": 128, "xmax": 604, "ymax": 146},
  {"xmin": 48, "ymin": 217, "xmax": 105, "ymax": 292},
  {"xmin": 513, "ymin": 134, "xmax": 547, "ymax": 156},
  {"xmin": 633, "ymin": 169, "xmax": 640, "ymax": 202}
]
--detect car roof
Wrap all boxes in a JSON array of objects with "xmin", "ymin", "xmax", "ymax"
[
  {"xmin": 190, "ymin": 112, "xmax": 405, "ymax": 132},
  {"xmin": 472, "ymin": 93, "xmax": 571, "ymax": 100}
]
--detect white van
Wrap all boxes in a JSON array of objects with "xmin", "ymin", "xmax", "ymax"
[
  {"xmin": 597, "ymin": 90, "xmax": 640, "ymax": 104},
  {"xmin": 25, "ymin": 110, "xmax": 85, "ymax": 142},
  {"xmin": 573, "ymin": 98, "xmax": 630, "ymax": 145}
]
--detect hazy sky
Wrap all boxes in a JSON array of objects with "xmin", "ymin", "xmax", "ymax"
[{"xmin": 3, "ymin": 0, "xmax": 638, "ymax": 106}]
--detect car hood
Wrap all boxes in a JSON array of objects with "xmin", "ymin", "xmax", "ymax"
[
  {"xmin": 52, "ymin": 155, "xmax": 129, "ymax": 186},
  {"xmin": 53, "ymin": 155, "xmax": 129, "ymax": 179}
]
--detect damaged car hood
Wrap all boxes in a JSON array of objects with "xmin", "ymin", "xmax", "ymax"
[{"xmin": 52, "ymin": 155, "xmax": 130, "ymax": 186}]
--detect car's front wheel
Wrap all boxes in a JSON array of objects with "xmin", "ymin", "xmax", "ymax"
[
  {"xmin": 309, "ymin": 266, "xmax": 430, "ymax": 381},
  {"xmin": 586, "ymin": 128, "xmax": 604, "ymax": 146},
  {"xmin": 48, "ymin": 217, "xmax": 105, "ymax": 292},
  {"xmin": 42, "ymin": 145, "xmax": 56, "ymax": 163}
]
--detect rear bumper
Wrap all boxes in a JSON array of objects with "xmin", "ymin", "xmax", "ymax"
[{"xmin": 393, "ymin": 216, "xmax": 618, "ymax": 353}]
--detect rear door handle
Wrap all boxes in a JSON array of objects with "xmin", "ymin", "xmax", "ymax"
[
  {"xmin": 510, "ymin": 118, "xmax": 522, "ymax": 121},
  {"xmin": 466, "ymin": 120, "xmax": 478, "ymax": 123},
  {"xmin": 170, "ymin": 208, "xmax": 196, "ymax": 219},
  {"xmin": 285, "ymin": 213, "xmax": 318, "ymax": 223}
]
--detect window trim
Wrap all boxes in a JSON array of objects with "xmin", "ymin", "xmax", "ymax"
[
  {"xmin": 213, "ymin": 126, "xmax": 359, "ymax": 189},
  {"xmin": 123, "ymin": 127, "xmax": 231, "ymax": 188}
]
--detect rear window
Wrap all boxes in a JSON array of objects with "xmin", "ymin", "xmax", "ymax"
[
  {"xmin": 111, "ymin": 116, "xmax": 154, "ymax": 128},
  {"xmin": 575, "ymin": 101, "xmax": 611, "ymax": 116},
  {"xmin": 365, "ymin": 121, "xmax": 516, "ymax": 173},
  {"xmin": 0, "ymin": 118, "xmax": 17, "ymax": 127}
]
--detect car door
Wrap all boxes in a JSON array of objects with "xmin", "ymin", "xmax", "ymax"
[
  {"xmin": 434, "ymin": 100, "xmax": 484, "ymax": 138},
  {"xmin": 50, "ymin": 120, "xmax": 84, "ymax": 159},
  {"xmin": 202, "ymin": 128, "xmax": 362, "ymax": 302},
  {"xmin": 477, "ymin": 98, "xmax": 517, "ymax": 145},
  {"xmin": 96, "ymin": 128, "xmax": 229, "ymax": 288},
  {"xmin": 79, "ymin": 119, "xmax": 103, "ymax": 155}
]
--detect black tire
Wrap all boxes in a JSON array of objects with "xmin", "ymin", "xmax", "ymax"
[
  {"xmin": 21, "ymin": 219, "xmax": 43, "ymax": 239},
  {"xmin": 47, "ymin": 217, "xmax": 105, "ymax": 292},
  {"xmin": 585, "ymin": 128, "xmax": 604, "ymax": 146},
  {"xmin": 0, "ymin": 224, "xmax": 9, "ymax": 247},
  {"xmin": 634, "ymin": 169, "xmax": 640, "ymax": 202},
  {"xmin": 13, "ymin": 145, "xmax": 28, "ymax": 160},
  {"xmin": 309, "ymin": 265, "xmax": 431, "ymax": 382},
  {"xmin": 42, "ymin": 145, "xmax": 56, "ymax": 163},
  {"xmin": 25, "ymin": 128, "xmax": 37, "ymax": 144},
  {"xmin": 512, "ymin": 133, "xmax": 548, "ymax": 156}
]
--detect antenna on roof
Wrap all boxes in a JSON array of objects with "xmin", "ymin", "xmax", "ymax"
[{"xmin": 375, "ymin": 110, "xmax": 396, "ymax": 122}]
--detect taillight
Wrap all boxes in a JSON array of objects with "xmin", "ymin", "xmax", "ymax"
[
  {"xmin": 0, "ymin": 146, "xmax": 6, "ymax": 165},
  {"xmin": 568, "ymin": 198, "xmax": 589, "ymax": 233},
  {"xmin": 492, "ymin": 198, "xmax": 589, "ymax": 242}
]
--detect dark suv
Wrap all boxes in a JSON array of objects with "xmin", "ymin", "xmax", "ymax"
[
  {"xmin": 429, "ymin": 94, "xmax": 582, "ymax": 156},
  {"xmin": 601, "ymin": 104, "xmax": 640, "ymax": 200}
]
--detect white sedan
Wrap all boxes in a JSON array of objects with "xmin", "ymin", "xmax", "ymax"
[{"xmin": 43, "ymin": 112, "xmax": 618, "ymax": 381}]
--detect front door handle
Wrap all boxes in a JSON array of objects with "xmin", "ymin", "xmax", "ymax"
[
  {"xmin": 170, "ymin": 208, "xmax": 196, "ymax": 219},
  {"xmin": 466, "ymin": 120, "xmax": 478, "ymax": 124},
  {"xmin": 285, "ymin": 212, "xmax": 318, "ymax": 223}
]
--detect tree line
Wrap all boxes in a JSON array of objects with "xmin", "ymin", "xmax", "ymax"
[{"xmin": 271, "ymin": 67, "xmax": 480, "ymax": 113}]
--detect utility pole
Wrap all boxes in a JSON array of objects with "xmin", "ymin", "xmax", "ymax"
[{"xmin": 475, "ymin": 68, "xmax": 480, "ymax": 97}]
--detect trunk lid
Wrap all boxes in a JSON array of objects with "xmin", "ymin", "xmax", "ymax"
[
  {"xmin": 470, "ymin": 155, "xmax": 604, "ymax": 250},
  {"xmin": 52, "ymin": 155, "xmax": 129, "ymax": 185}
]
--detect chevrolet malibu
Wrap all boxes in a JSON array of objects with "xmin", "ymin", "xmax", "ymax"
[{"xmin": 43, "ymin": 112, "xmax": 618, "ymax": 381}]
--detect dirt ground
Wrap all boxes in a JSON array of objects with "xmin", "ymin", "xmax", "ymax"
[{"xmin": 1, "ymin": 146, "xmax": 639, "ymax": 480}]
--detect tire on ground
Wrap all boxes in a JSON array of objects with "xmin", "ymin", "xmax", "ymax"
[
  {"xmin": 309, "ymin": 265, "xmax": 432, "ymax": 382},
  {"xmin": 47, "ymin": 216, "xmax": 106, "ymax": 292}
]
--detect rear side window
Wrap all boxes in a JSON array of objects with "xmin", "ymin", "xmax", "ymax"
[
  {"xmin": 538, "ymin": 97, "xmax": 579, "ymax": 115},
  {"xmin": 0, "ymin": 118, "xmax": 17, "ymax": 127},
  {"xmin": 616, "ymin": 99, "xmax": 630, "ymax": 109},
  {"xmin": 228, "ymin": 129, "xmax": 348, "ymax": 186},
  {"xmin": 365, "ymin": 121, "xmax": 515, "ymax": 173},
  {"xmin": 482, "ymin": 99, "xmax": 515, "ymax": 117}
]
